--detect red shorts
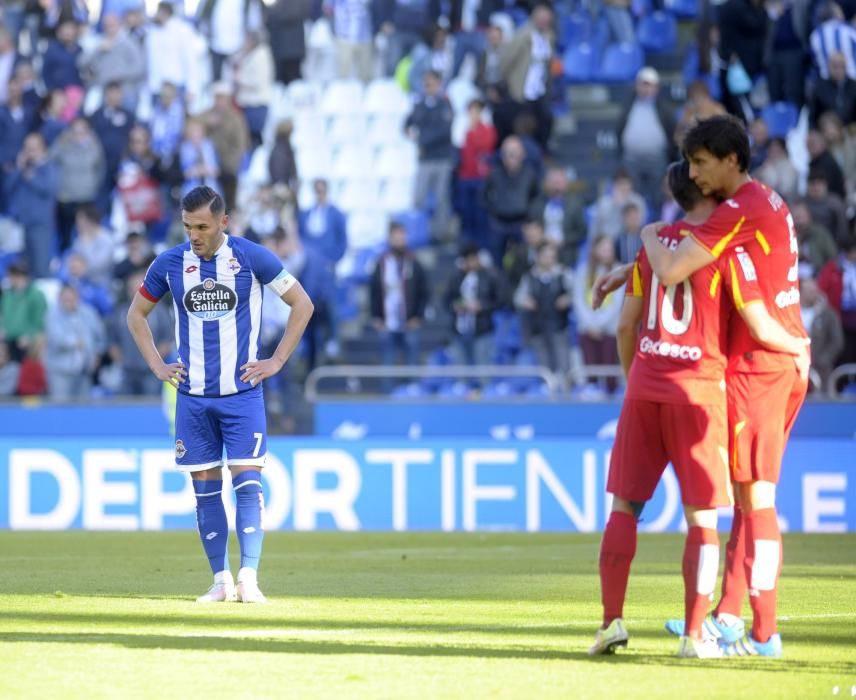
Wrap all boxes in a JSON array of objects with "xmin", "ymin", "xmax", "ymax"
[
  {"xmin": 608, "ymin": 399, "xmax": 732, "ymax": 508},
  {"xmin": 727, "ymin": 369, "xmax": 808, "ymax": 484}
]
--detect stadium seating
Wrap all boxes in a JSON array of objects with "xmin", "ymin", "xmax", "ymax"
[
  {"xmin": 376, "ymin": 143, "xmax": 418, "ymax": 179},
  {"xmin": 332, "ymin": 145, "xmax": 373, "ymax": 180},
  {"xmin": 558, "ymin": 11, "xmax": 592, "ymax": 50},
  {"xmin": 338, "ymin": 178, "xmax": 382, "ymax": 214},
  {"xmin": 446, "ymin": 77, "xmax": 480, "ymax": 114},
  {"xmin": 637, "ymin": 12, "xmax": 678, "ymax": 53},
  {"xmin": 320, "ymin": 79, "xmax": 365, "ymax": 118},
  {"xmin": 562, "ymin": 42, "xmax": 598, "ymax": 83},
  {"xmin": 664, "ymin": 0, "xmax": 700, "ymax": 19},
  {"xmin": 291, "ymin": 114, "xmax": 327, "ymax": 150},
  {"xmin": 762, "ymin": 101, "xmax": 800, "ymax": 138},
  {"xmin": 390, "ymin": 208, "xmax": 430, "ymax": 248},
  {"xmin": 631, "ymin": 0, "xmax": 652, "ymax": 16},
  {"xmin": 286, "ymin": 79, "xmax": 323, "ymax": 116},
  {"xmin": 328, "ymin": 113, "xmax": 369, "ymax": 147},
  {"xmin": 367, "ymin": 113, "xmax": 407, "ymax": 149},
  {"xmin": 596, "ymin": 43, "xmax": 645, "ymax": 83},
  {"xmin": 296, "ymin": 146, "xmax": 334, "ymax": 181},
  {"xmin": 364, "ymin": 79, "xmax": 412, "ymax": 116},
  {"xmin": 380, "ymin": 178, "xmax": 415, "ymax": 213},
  {"xmin": 347, "ymin": 209, "xmax": 389, "ymax": 250}
]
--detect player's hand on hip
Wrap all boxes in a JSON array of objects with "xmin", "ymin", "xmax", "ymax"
[
  {"xmin": 241, "ymin": 358, "xmax": 282, "ymax": 386},
  {"xmin": 154, "ymin": 361, "xmax": 186, "ymax": 387}
]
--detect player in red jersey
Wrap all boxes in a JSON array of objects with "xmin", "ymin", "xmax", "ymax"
[
  {"xmin": 638, "ymin": 115, "xmax": 810, "ymax": 657},
  {"xmin": 590, "ymin": 161, "xmax": 808, "ymax": 659}
]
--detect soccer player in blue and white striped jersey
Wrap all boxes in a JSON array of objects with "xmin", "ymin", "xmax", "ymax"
[{"xmin": 127, "ymin": 186, "xmax": 314, "ymax": 603}]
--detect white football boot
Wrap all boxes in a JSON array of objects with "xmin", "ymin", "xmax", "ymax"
[
  {"xmin": 196, "ymin": 571, "xmax": 237, "ymax": 603},
  {"xmin": 677, "ymin": 635, "xmax": 724, "ymax": 659},
  {"xmin": 588, "ymin": 618, "xmax": 629, "ymax": 655},
  {"xmin": 236, "ymin": 567, "xmax": 267, "ymax": 603}
]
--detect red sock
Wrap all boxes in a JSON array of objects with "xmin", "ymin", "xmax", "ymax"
[
  {"xmin": 744, "ymin": 508, "xmax": 782, "ymax": 643},
  {"xmin": 683, "ymin": 526, "xmax": 720, "ymax": 638},
  {"xmin": 715, "ymin": 506, "xmax": 747, "ymax": 618},
  {"xmin": 599, "ymin": 511, "xmax": 638, "ymax": 626}
]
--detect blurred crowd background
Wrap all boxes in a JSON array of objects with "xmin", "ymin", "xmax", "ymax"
[{"xmin": 0, "ymin": 0, "xmax": 855, "ymax": 430}]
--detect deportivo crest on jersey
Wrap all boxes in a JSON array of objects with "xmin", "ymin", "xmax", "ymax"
[
  {"xmin": 227, "ymin": 257, "xmax": 241, "ymax": 273},
  {"xmin": 175, "ymin": 439, "xmax": 187, "ymax": 459}
]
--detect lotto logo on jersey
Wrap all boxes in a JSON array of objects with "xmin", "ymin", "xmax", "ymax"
[
  {"xmin": 640, "ymin": 336, "xmax": 703, "ymax": 361},
  {"xmin": 183, "ymin": 277, "xmax": 238, "ymax": 320}
]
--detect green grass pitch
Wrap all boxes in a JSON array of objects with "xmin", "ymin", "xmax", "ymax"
[{"xmin": 1, "ymin": 532, "xmax": 854, "ymax": 699}]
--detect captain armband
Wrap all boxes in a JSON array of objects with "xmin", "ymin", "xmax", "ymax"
[{"xmin": 266, "ymin": 270, "xmax": 296, "ymax": 297}]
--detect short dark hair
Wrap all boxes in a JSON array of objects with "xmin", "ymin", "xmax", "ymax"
[
  {"xmin": 613, "ymin": 166, "xmax": 631, "ymax": 182},
  {"xmin": 388, "ymin": 221, "xmax": 406, "ymax": 236},
  {"xmin": 76, "ymin": 203, "xmax": 101, "ymax": 223},
  {"xmin": 667, "ymin": 160, "xmax": 706, "ymax": 212},
  {"xmin": 621, "ymin": 201, "xmax": 642, "ymax": 215},
  {"xmin": 460, "ymin": 241, "xmax": 480, "ymax": 259},
  {"xmin": 424, "ymin": 69, "xmax": 442, "ymax": 82},
  {"xmin": 181, "ymin": 186, "xmax": 225, "ymax": 215},
  {"xmin": 105, "ymin": 80, "xmax": 122, "ymax": 92},
  {"xmin": 683, "ymin": 114, "xmax": 751, "ymax": 173},
  {"xmin": 807, "ymin": 168, "xmax": 828, "ymax": 184},
  {"xmin": 157, "ymin": 1, "xmax": 174, "ymax": 16},
  {"xmin": 7, "ymin": 259, "xmax": 29, "ymax": 276}
]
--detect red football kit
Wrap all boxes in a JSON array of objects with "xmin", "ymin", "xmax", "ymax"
[
  {"xmin": 608, "ymin": 221, "xmax": 734, "ymax": 509},
  {"xmin": 689, "ymin": 180, "xmax": 808, "ymax": 483}
]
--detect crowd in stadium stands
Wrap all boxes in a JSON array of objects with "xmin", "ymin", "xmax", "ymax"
[{"xmin": 0, "ymin": 0, "xmax": 855, "ymax": 419}]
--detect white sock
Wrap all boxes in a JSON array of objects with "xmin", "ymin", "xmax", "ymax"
[
  {"xmin": 238, "ymin": 567, "xmax": 257, "ymax": 585},
  {"xmin": 213, "ymin": 570, "xmax": 233, "ymax": 585}
]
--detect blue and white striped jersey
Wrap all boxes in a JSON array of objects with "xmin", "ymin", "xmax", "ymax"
[
  {"xmin": 141, "ymin": 235, "xmax": 295, "ymax": 397},
  {"xmin": 810, "ymin": 19, "xmax": 856, "ymax": 80}
]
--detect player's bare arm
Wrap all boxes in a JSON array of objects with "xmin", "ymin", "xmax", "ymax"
[
  {"xmin": 737, "ymin": 301, "xmax": 811, "ymax": 378},
  {"xmin": 592, "ymin": 263, "xmax": 633, "ymax": 310},
  {"xmin": 640, "ymin": 224, "xmax": 715, "ymax": 286},
  {"xmin": 240, "ymin": 280, "xmax": 314, "ymax": 386},
  {"xmin": 126, "ymin": 292, "xmax": 186, "ymax": 387},
  {"xmin": 616, "ymin": 294, "xmax": 643, "ymax": 379}
]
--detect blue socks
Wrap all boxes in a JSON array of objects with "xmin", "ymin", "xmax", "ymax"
[
  {"xmin": 193, "ymin": 480, "xmax": 229, "ymax": 575},
  {"xmin": 233, "ymin": 470, "xmax": 265, "ymax": 571}
]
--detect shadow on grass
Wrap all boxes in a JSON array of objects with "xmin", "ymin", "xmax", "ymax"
[
  {"xmin": 4, "ymin": 610, "xmax": 856, "ymax": 650},
  {"xmin": 2, "ymin": 631, "xmax": 854, "ymax": 674},
  {"xmin": 0, "ymin": 609, "xmax": 647, "ymax": 639}
]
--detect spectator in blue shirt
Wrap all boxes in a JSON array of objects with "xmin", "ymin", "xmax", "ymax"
[
  {"xmin": 37, "ymin": 89, "xmax": 70, "ymax": 147},
  {"xmin": 60, "ymin": 252, "xmax": 114, "ymax": 318},
  {"xmin": 148, "ymin": 81, "xmax": 185, "ymax": 160},
  {"xmin": 298, "ymin": 178, "xmax": 348, "ymax": 267},
  {"xmin": 4, "ymin": 133, "xmax": 58, "ymax": 279},
  {"xmin": 42, "ymin": 21, "xmax": 83, "ymax": 90},
  {"xmin": 0, "ymin": 77, "xmax": 34, "ymax": 184},
  {"xmin": 89, "ymin": 81, "xmax": 135, "ymax": 200}
]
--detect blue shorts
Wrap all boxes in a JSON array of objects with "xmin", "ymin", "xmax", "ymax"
[{"xmin": 174, "ymin": 386, "xmax": 267, "ymax": 471}]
